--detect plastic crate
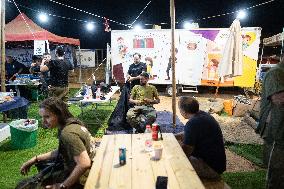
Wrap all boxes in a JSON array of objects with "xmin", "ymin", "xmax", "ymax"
[{"xmin": 10, "ymin": 125, "xmax": 38, "ymax": 150}]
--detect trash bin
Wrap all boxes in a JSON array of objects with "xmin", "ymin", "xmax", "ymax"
[{"xmin": 9, "ymin": 119, "xmax": 38, "ymax": 150}]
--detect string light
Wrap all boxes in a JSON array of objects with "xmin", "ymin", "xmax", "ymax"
[
  {"xmin": 7, "ymin": 0, "xmax": 96, "ymax": 24},
  {"xmin": 11, "ymin": 0, "xmax": 36, "ymax": 39},
  {"xmin": 48, "ymin": 0, "xmax": 130, "ymax": 28},
  {"xmin": 8, "ymin": 0, "xmax": 277, "ymax": 30},
  {"xmin": 129, "ymin": 0, "xmax": 276, "ymax": 26},
  {"xmin": 130, "ymin": 1, "xmax": 152, "ymax": 28}
]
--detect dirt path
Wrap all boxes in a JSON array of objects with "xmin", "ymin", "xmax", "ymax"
[{"xmin": 153, "ymin": 95, "xmax": 262, "ymax": 172}]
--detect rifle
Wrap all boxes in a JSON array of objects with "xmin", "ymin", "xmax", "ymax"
[{"xmin": 15, "ymin": 161, "xmax": 63, "ymax": 189}]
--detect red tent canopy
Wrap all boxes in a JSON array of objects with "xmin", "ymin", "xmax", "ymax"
[{"xmin": 5, "ymin": 13, "xmax": 80, "ymax": 46}]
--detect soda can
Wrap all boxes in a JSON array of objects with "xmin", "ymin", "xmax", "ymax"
[{"xmin": 119, "ymin": 147, "xmax": 126, "ymax": 165}]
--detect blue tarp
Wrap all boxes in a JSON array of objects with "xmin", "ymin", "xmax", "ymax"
[{"xmin": 0, "ymin": 97, "xmax": 29, "ymax": 112}]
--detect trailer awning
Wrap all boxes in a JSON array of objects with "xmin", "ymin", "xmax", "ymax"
[{"xmin": 263, "ymin": 33, "xmax": 284, "ymax": 46}]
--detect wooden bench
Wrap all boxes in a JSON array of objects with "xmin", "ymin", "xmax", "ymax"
[{"xmin": 202, "ymin": 178, "xmax": 231, "ymax": 189}]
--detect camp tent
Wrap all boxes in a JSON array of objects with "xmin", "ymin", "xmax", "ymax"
[{"xmin": 5, "ymin": 13, "xmax": 80, "ymax": 46}]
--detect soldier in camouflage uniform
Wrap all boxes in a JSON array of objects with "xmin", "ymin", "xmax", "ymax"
[
  {"xmin": 127, "ymin": 72, "xmax": 160, "ymax": 133},
  {"xmin": 256, "ymin": 57, "xmax": 284, "ymax": 189}
]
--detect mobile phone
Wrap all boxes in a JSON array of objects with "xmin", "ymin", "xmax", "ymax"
[{"xmin": 156, "ymin": 176, "xmax": 168, "ymax": 189}]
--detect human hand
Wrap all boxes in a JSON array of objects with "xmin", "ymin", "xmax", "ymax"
[
  {"xmin": 45, "ymin": 183, "xmax": 61, "ymax": 189},
  {"xmin": 31, "ymin": 63, "xmax": 37, "ymax": 67},
  {"xmin": 143, "ymin": 98, "xmax": 153, "ymax": 104},
  {"xmin": 20, "ymin": 158, "xmax": 35, "ymax": 175}
]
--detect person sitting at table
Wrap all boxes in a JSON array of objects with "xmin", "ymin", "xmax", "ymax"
[
  {"xmin": 19, "ymin": 97, "xmax": 95, "ymax": 189},
  {"xmin": 5, "ymin": 56, "xmax": 26, "ymax": 81},
  {"xmin": 40, "ymin": 47, "xmax": 73, "ymax": 100},
  {"xmin": 175, "ymin": 96, "xmax": 226, "ymax": 179},
  {"xmin": 5, "ymin": 56, "xmax": 28, "ymax": 99},
  {"xmin": 127, "ymin": 72, "xmax": 160, "ymax": 133}
]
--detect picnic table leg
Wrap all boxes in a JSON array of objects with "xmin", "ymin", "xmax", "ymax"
[
  {"xmin": 2, "ymin": 112, "xmax": 7, "ymax": 123},
  {"xmin": 80, "ymin": 102, "xmax": 84, "ymax": 116}
]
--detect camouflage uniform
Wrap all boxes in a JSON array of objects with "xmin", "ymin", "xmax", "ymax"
[
  {"xmin": 257, "ymin": 63, "xmax": 284, "ymax": 189},
  {"xmin": 127, "ymin": 84, "xmax": 159, "ymax": 132}
]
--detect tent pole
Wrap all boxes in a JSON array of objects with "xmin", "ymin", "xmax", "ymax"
[
  {"xmin": 78, "ymin": 46, "xmax": 82, "ymax": 84},
  {"xmin": 1, "ymin": 0, "xmax": 6, "ymax": 92},
  {"xmin": 106, "ymin": 43, "xmax": 110, "ymax": 85},
  {"xmin": 281, "ymin": 27, "xmax": 284, "ymax": 61},
  {"xmin": 170, "ymin": 0, "xmax": 176, "ymax": 128}
]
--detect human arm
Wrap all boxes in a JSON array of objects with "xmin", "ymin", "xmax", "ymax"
[
  {"xmin": 182, "ymin": 120, "xmax": 198, "ymax": 158},
  {"xmin": 181, "ymin": 144, "xmax": 194, "ymax": 158},
  {"xmin": 20, "ymin": 149, "xmax": 58, "ymax": 175},
  {"xmin": 128, "ymin": 75, "xmax": 141, "ymax": 82},
  {"xmin": 40, "ymin": 59, "xmax": 50, "ymax": 72},
  {"xmin": 271, "ymin": 91, "xmax": 284, "ymax": 106},
  {"xmin": 46, "ymin": 151, "xmax": 91, "ymax": 189},
  {"xmin": 129, "ymin": 94, "xmax": 141, "ymax": 105},
  {"xmin": 9, "ymin": 63, "xmax": 24, "ymax": 80},
  {"xmin": 129, "ymin": 86, "xmax": 142, "ymax": 105},
  {"xmin": 264, "ymin": 69, "xmax": 284, "ymax": 105},
  {"xmin": 143, "ymin": 86, "xmax": 160, "ymax": 105},
  {"xmin": 68, "ymin": 61, "xmax": 74, "ymax": 71}
]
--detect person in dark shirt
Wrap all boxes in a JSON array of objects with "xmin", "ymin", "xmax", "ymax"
[
  {"xmin": 29, "ymin": 55, "xmax": 42, "ymax": 75},
  {"xmin": 175, "ymin": 96, "xmax": 226, "ymax": 179},
  {"xmin": 5, "ymin": 56, "xmax": 26, "ymax": 81},
  {"xmin": 127, "ymin": 53, "xmax": 147, "ymax": 89},
  {"xmin": 40, "ymin": 47, "xmax": 73, "ymax": 100}
]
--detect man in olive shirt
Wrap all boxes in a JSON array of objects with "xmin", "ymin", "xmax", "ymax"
[
  {"xmin": 256, "ymin": 56, "xmax": 284, "ymax": 189},
  {"xmin": 127, "ymin": 72, "xmax": 160, "ymax": 132}
]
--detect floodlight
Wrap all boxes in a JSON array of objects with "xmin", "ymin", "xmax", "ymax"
[
  {"xmin": 133, "ymin": 24, "xmax": 142, "ymax": 31},
  {"xmin": 183, "ymin": 22, "xmax": 192, "ymax": 29},
  {"xmin": 237, "ymin": 10, "xmax": 247, "ymax": 20},
  {"xmin": 86, "ymin": 22, "xmax": 95, "ymax": 31},
  {"xmin": 38, "ymin": 13, "xmax": 48, "ymax": 23}
]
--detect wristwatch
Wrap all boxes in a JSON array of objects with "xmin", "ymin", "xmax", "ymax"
[{"xmin": 60, "ymin": 183, "xmax": 66, "ymax": 189}]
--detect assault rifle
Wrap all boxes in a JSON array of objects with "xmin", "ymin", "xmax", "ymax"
[{"xmin": 15, "ymin": 161, "xmax": 63, "ymax": 189}]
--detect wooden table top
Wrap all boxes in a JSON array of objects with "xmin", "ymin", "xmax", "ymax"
[{"xmin": 85, "ymin": 133, "xmax": 205, "ymax": 189}]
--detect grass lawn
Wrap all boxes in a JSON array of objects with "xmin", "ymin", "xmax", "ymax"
[
  {"xmin": 223, "ymin": 170, "xmax": 266, "ymax": 189},
  {"xmin": 0, "ymin": 91, "xmax": 267, "ymax": 188},
  {"xmin": 0, "ymin": 95, "xmax": 116, "ymax": 188},
  {"xmin": 223, "ymin": 143, "xmax": 266, "ymax": 189}
]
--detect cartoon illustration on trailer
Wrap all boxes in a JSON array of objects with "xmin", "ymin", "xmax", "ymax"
[
  {"xmin": 145, "ymin": 57, "xmax": 154, "ymax": 78},
  {"xmin": 117, "ymin": 37, "xmax": 128, "ymax": 58}
]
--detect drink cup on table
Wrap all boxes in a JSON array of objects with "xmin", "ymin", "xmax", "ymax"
[{"xmin": 152, "ymin": 143, "xmax": 163, "ymax": 160}]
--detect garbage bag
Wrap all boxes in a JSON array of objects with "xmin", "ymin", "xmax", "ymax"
[{"xmin": 107, "ymin": 85, "xmax": 131, "ymax": 131}]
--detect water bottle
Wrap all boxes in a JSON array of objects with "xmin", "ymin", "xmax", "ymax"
[
  {"xmin": 96, "ymin": 87, "xmax": 101, "ymax": 99},
  {"xmin": 144, "ymin": 125, "xmax": 152, "ymax": 152},
  {"xmin": 10, "ymin": 89, "xmax": 14, "ymax": 97}
]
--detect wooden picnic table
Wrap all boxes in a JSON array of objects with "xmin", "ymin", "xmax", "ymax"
[{"xmin": 85, "ymin": 133, "xmax": 205, "ymax": 189}]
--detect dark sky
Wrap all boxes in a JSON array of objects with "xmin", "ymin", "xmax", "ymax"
[{"xmin": 5, "ymin": 0, "xmax": 284, "ymax": 49}]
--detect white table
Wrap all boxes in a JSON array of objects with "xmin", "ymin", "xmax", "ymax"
[
  {"xmin": 73, "ymin": 86, "xmax": 120, "ymax": 124},
  {"xmin": 6, "ymin": 80, "xmax": 41, "ymax": 100}
]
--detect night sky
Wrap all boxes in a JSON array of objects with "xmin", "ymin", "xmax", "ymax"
[{"xmin": 5, "ymin": 0, "xmax": 284, "ymax": 49}]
